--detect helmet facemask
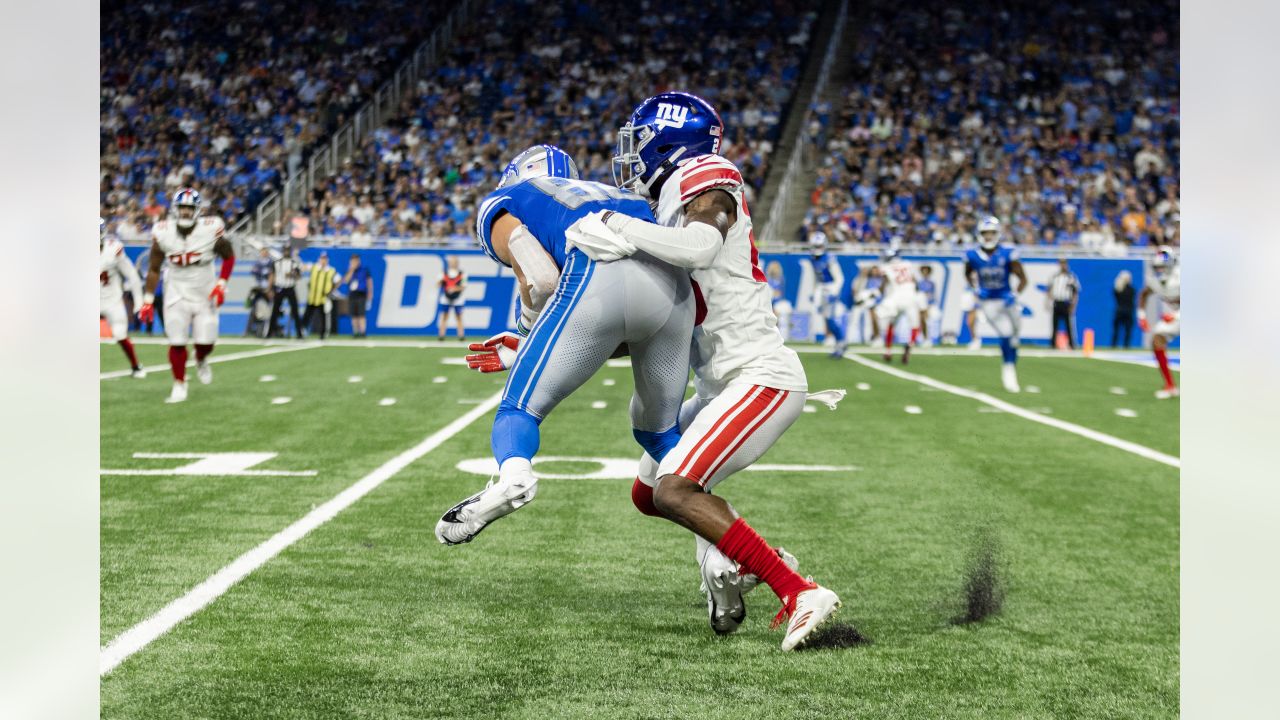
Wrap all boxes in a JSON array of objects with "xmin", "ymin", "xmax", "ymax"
[
  {"xmin": 612, "ymin": 121, "xmax": 649, "ymax": 193},
  {"xmin": 175, "ymin": 203, "xmax": 199, "ymax": 231}
]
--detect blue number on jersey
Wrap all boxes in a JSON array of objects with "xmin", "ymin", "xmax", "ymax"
[
  {"xmin": 964, "ymin": 245, "xmax": 1020, "ymax": 300},
  {"xmin": 810, "ymin": 252, "xmax": 837, "ymax": 283},
  {"xmin": 474, "ymin": 177, "xmax": 655, "ymax": 269}
]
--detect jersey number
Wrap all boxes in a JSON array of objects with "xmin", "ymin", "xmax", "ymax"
[
  {"xmin": 529, "ymin": 177, "xmax": 630, "ymax": 209},
  {"xmin": 168, "ymin": 251, "xmax": 202, "ymax": 267}
]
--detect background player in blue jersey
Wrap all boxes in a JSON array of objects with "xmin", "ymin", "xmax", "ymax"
[
  {"xmin": 965, "ymin": 216, "xmax": 1029, "ymax": 392},
  {"xmin": 807, "ymin": 230, "xmax": 847, "ymax": 358},
  {"xmin": 436, "ymin": 145, "xmax": 695, "ymax": 545}
]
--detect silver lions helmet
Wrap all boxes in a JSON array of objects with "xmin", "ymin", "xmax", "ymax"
[{"xmin": 498, "ymin": 145, "xmax": 579, "ymax": 189}]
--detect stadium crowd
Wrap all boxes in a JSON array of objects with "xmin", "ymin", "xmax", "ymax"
[
  {"xmin": 803, "ymin": 0, "xmax": 1179, "ymax": 252},
  {"xmin": 99, "ymin": 0, "xmax": 451, "ymax": 242},
  {"xmin": 293, "ymin": 0, "xmax": 819, "ymax": 243}
]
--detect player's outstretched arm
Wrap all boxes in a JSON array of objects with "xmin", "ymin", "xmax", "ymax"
[
  {"xmin": 211, "ymin": 236, "xmax": 236, "ymax": 306},
  {"xmin": 143, "ymin": 241, "xmax": 163, "ymax": 296},
  {"xmin": 606, "ymin": 188, "xmax": 733, "ymax": 269}
]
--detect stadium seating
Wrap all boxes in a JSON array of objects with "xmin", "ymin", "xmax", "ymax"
[
  {"xmin": 302, "ymin": 0, "xmax": 820, "ymax": 242},
  {"xmin": 802, "ymin": 0, "xmax": 1179, "ymax": 250},
  {"xmin": 99, "ymin": 0, "xmax": 452, "ymax": 241}
]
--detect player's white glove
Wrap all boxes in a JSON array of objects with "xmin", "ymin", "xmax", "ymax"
[
  {"xmin": 465, "ymin": 332, "xmax": 521, "ymax": 373},
  {"xmin": 515, "ymin": 302, "xmax": 540, "ymax": 336},
  {"xmin": 565, "ymin": 211, "xmax": 636, "ymax": 262}
]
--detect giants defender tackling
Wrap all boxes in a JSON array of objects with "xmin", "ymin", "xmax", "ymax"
[
  {"xmin": 138, "ymin": 188, "xmax": 235, "ymax": 403},
  {"xmin": 569, "ymin": 91, "xmax": 844, "ymax": 651},
  {"xmin": 436, "ymin": 145, "xmax": 695, "ymax": 556},
  {"xmin": 1139, "ymin": 246, "xmax": 1180, "ymax": 399},
  {"xmin": 100, "ymin": 218, "xmax": 145, "ymax": 378},
  {"xmin": 876, "ymin": 245, "xmax": 920, "ymax": 364},
  {"xmin": 965, "ymin": 216, "xmax": 1028, "ymax": 393}
]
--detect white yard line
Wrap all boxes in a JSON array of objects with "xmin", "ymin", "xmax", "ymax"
[
  {"xmin": 843, "ymin": 354, "xmax": 1180, "ymax": 468},
  {"xmin": 100, "ymin": 343, "xmax": 321, "ymax": 380},
  {"xmin": 99, "ymin": 391, "xmax": 503, "ymax": 675}
]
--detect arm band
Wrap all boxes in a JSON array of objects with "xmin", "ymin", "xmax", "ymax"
[{"xmin": 508, "ymin": 225, "xmax": 561, "ymax": 311}]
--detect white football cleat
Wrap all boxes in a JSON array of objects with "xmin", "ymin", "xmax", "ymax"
[
  {"xmin": 1155, "ymin": 386, "xmax": 1179, "ymax": 399},
  {"xmin": 1001, "ymin": 363, "xmax": 1020, "ymax": 393},
  {"xmin": 435, "ymin": 473, "xmax": 538, "ymax": 545},
  {"xmin": 196, "ymin": 360, "xmax": 213, "ymax": 385},
  {"xmin": 130, "ymin": 367, "xmax": 147, "ymax": 379},
  {"xmin": 968, "ymin": 338, "xmax": 982, "ymax": 350},
  {"xmin": 779, "ymin": 583, "xmax": 842, "ymax": 652},
  {"xmin": 165, "ymin": 381, "xmax": 188, "ymax": 404}
]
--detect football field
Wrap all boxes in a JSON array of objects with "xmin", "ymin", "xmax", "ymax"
[{"xmin": 100, "ymin": 340, "xmax": 1178, "ymax": 719}]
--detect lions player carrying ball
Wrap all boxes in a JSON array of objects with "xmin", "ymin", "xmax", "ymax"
[
  {"xmin": 570, "ymin": 92, "xmax": 844, "ymax": 651},
  {"xmin": 137, "ymin": 188, "xmax": 236, "ymax": 403}
]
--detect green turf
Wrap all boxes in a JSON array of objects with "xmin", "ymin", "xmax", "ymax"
[{"xmin": 101, "ymin": 345, "xmax": 1178, "ymax": 719}]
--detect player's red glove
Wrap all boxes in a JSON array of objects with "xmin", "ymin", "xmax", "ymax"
[
  {"xmin": 209, "ymin": 279, "xmax": 227, "ymax": 306},
  {"xmin": 1137, "ymin": 310, "xmax": 1149, "ymax": 332},
  {"xmin": 1161, "ymin": 313, "xmax": 1175, "ymax": 323},
  {"xmin": 137, "ymin": 292, "xmax": 156, "ymax": 323},
  {"xmin": 465, "ymin": 332, "xmax": 521, "ymax": 373}
]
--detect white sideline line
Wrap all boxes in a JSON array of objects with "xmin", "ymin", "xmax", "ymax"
[
  {"xmin": 843, "ymin": 354, "xmax": 1180, "ymax": 468},
  {"xmin": 100, "ymin": 344, "xmax": 320, "ymax": 380},
  {"xmin": 99, "ymin": 391, "xmax": 503, "ymax": 675}
]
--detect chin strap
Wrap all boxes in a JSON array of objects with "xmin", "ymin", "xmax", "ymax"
[{"xmin": 639, "ymin": 147, "xmax": 687, "ymax": 199}]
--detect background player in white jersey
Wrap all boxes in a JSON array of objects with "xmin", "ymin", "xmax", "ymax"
[
  {"xmin": 570, "ymin": 91, "xmax": 843, "ymax": 651},
  {"xmin": 876, "ymin": 245, "xmax": 920, "ymax": 364},
  {"xmin": 1139, "ymin": 246, "xmax": 1180, "ymax": 398},
  {"xmin": 99, "ymin": 218, "xmax": 145, "ymax": 378},
  {"xmin": 137, "ymin": 188, "xmax": 235, "ymax": 403}
]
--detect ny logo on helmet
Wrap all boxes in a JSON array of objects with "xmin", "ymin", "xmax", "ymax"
[{"xmin": 654, "ymin": 103, "xmax": 689, "ymax": 131}]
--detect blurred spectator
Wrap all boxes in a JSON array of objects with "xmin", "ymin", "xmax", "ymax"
[
  {"xmin": 437, "ymin": 256, "xmax": 466, "ymax": 341},
  {"xmin": 1112, "ymin": 270, "xmax": 1136, "ymax": 347},
  {"xmin": 342, "ymin": 253, "xmax": 374, "ymax": 338},
  {"xmin": 303, "ymin": 252, "xmax": 339, "ymax": 339},
  {"xmin": 247, "ymin": 246, "xmax": 275, "ymax": 337},
  {"xmin": 804, "ymin": 0, "xmax": 1178, "ymax": 250}
]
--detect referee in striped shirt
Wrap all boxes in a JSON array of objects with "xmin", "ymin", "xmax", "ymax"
[
  {"xmin": 302, "ymin": 252, "xmax": 339, "ymax": 339},
  {"xmin": 1049, "ymin": 258, "xmax": 1081, "ymax": 349}
]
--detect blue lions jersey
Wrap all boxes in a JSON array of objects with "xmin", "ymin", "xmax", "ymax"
[
  {"xmin": 475, "ymin": 177, "xmax": 654, "ymax": 269},
  {"xmin": 964, "ymin": 245, "xmax": 1020, "ymax": 300},
  {"xmin": 810, "ymin": 252, "xmax": 838, "ymax": 284}
]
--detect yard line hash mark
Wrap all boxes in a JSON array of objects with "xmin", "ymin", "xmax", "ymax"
[
  {"xmin": 844, "ymin": 354, "xmax": 1179, "ymax": 468},
  {"xmin": 99, "ymin": 392, "xmax": 503, "ymax": 675}
]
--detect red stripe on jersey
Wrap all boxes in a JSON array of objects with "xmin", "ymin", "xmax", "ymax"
[
  {"xmin": 680, "ymin": 168, "xmax": 742, "ymax": 201},
  {"xmin": 675, "ymin": 388, "xmax": 763, "ymax": 479},
  {"xmin": 698, "ymin": 390, "xmax": 788, "ymax": 484}
]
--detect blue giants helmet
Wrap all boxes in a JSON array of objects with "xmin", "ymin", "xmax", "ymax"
[
  {"xmin": 171, "ymin": 187, "xmax": 202, "ymax": 230},
  {"xmin": 498, "ymin": 144, "xmax": 579, "ymax": 188},
  {"xmin": 612, "ymin": 91, "xmax": 724, "ymax": 198}
]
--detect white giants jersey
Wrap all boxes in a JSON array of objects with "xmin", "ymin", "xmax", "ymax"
[
  {"xmin": 151, "ymin": 216, "xmax": 226, "ymax": 303},
  {"xmin": 880, "ymin": 258, "xmax": 917, "ymax": 300},
  {"xmin": 655, "ymin": 154, "xmax": 807, "ymax": 395},
  {"xmin": 100, "ymin": 236, "xmax": 141, "ymax": 304},
  {"xmin": 1149, "ymin": 265, "xmax": 1180, "ymax": 310}
]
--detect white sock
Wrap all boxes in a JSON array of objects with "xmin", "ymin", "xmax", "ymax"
[{"xmin": 499, "ymin": 457, "xmax": 533, "ymax": 485}]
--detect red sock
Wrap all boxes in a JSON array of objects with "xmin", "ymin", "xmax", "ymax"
[
  {"xmin": 716, "ymin": 518, "xmax": 812, "ymax": 605},
  {"xmin": 910, "ymin": 327, "xmax": 920, "ymax": 345},
  {"xmin": 169, "ymin": 346, "xmax": 188, "ymax": 382},
  {"xmin": 630, "ymin": 478, "xmax": 661, "ymax": 518},
  {"xmin": 1154, "ymin": 348, "xmax": 1174, "ymax": 388},
  {"xmin": 884, "ymin": 327, "xmax": 895, "ymax": 348},
  {"xmin": 195, "ymin": 343, "xmax": 214, "ymax": 362},
  {"xmin": 118, "ymin": 339, "xmax": 139, "ymax": 369}
]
